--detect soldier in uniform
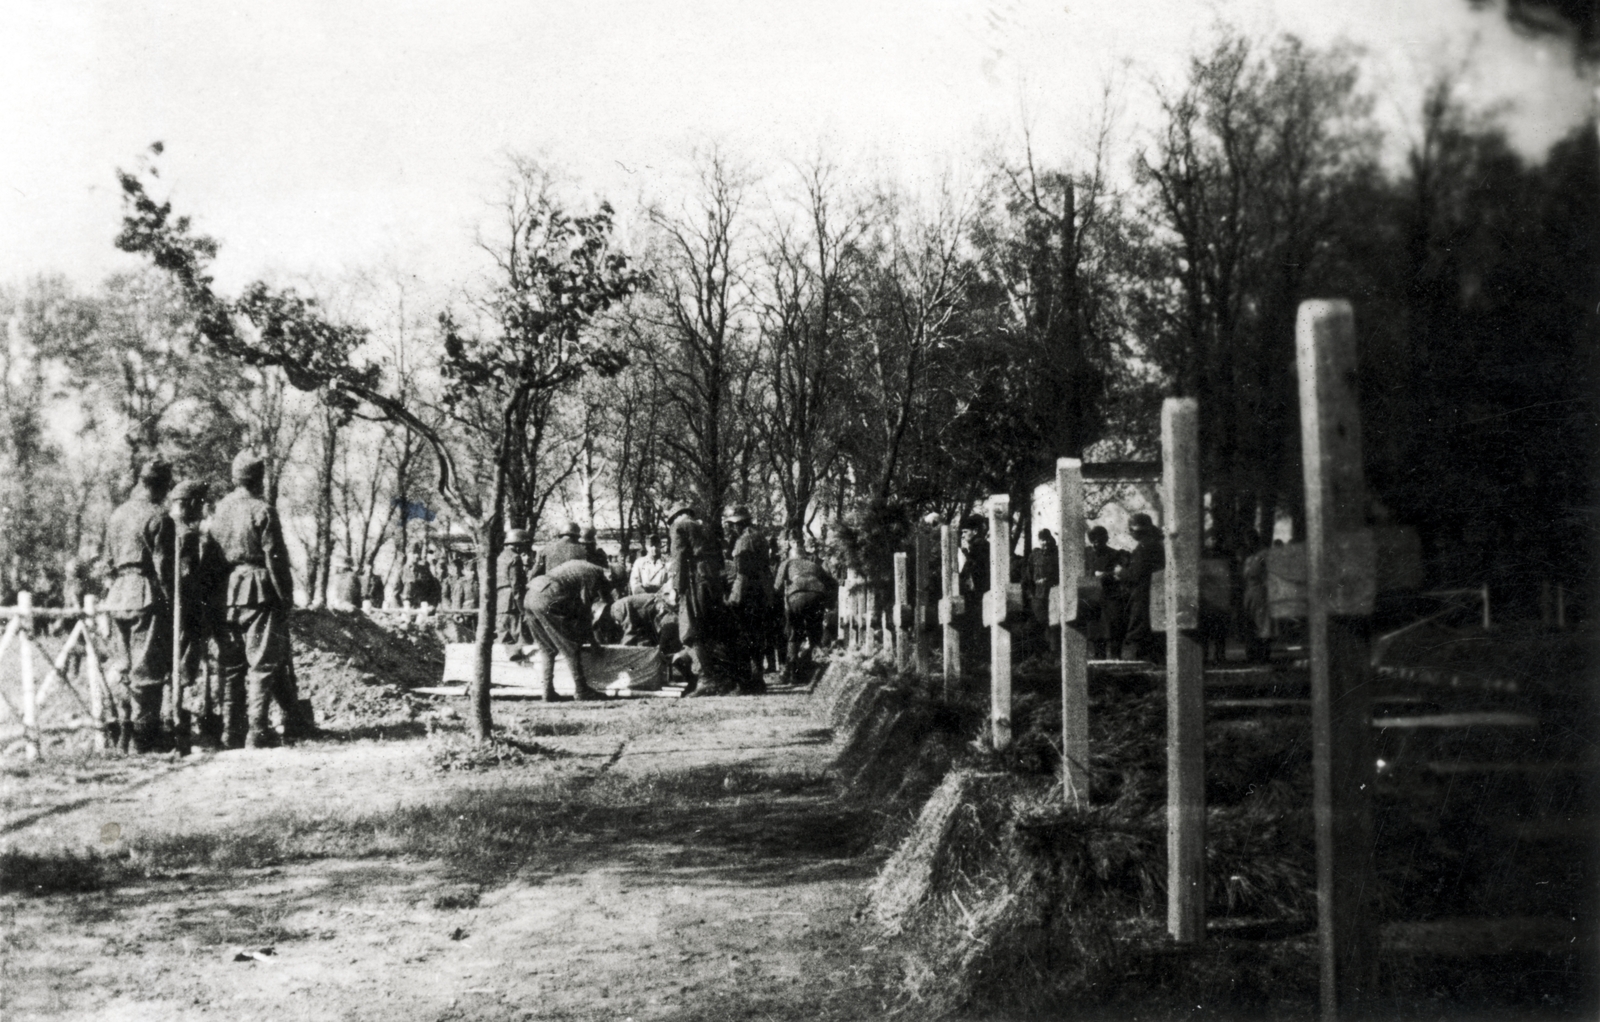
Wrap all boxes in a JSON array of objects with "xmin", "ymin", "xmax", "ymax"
[
  {"xmin": 724, "ymin": 506, "xmax": 770, "ymax": 693},
  {"xmin": 773, "ymin": 535, "xmax": 838, "ymax": 684},
  {"xmin": 581, "ymin": 525, "xmax": 609, "ymax": 572},
  {"xmin": 523, "ymin": 558, "xmax": 616, "ymax": 701},
  {"xmin": 210, "ymin": 451, "xmax": 297, "ymax": 749},
  {"xmin": 665, "ymin": 502, "xmax": 738, "ymax": 696},
  {"xmin": 533, "ymin": 521, "xmax": 588, "ymax": 577},
  {"xmin": 166, "ymin": 479, "xmax": 217, "ymax": 752},
  {"xmin": 496, "ymin": 530, "xmax": 532, "ymax": 648},
  {"xmin": 1120, "ymin": 513, "xmax": 1166, "ymax": 662},
  {"xmin": 104, "ymin": 459, "xmax": 175, "ymax": 752}
]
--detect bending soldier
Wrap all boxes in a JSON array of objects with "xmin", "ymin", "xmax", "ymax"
[
  {"xmin": 105, "ymin": 459, "xmax": 176, "ymax": 753},
  {"xmin": 210, "ymin": 451, "xmax": 298, "ymax": 749},
  {"xmin": 522, "ymin": 558, "xmax": 616, "ymax": 701},
  {"xmin": 773, "ymin": 535, "xmax": 838, "ymax": 684}
]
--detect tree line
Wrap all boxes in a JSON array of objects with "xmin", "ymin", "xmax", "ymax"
[{"xmin": 3, "ymin": 27, "xmax": 1592, "ymax": 635}]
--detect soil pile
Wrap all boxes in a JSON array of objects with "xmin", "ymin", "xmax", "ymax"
[{"xmin": 290, "ymin": 609, "xmax": 444, "ymax": 731}]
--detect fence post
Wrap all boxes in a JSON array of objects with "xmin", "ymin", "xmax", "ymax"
[
  {"xmin": 19, "ymin": 591, "xmax": 37, "ymax": 760},
  {"xmin": 1298, "ymin": 299, "xmax": 1378, "ymax": 1017},
  {"xmin": 914, "ymin": 527, "xmax": 933, "ymax": 676},
  {"xmin": 987, "ymin": 495, "xmax": 1013, "ymax": 751},
  {"xmin": 1162, "ymin": 398, "xmax": 1205, "ymax": 943},
  {"xmin": 893, "ymin": 552, "xmax": 911, "ymax": 672},
  {"xmin": 940, "ymin": 524, "xmax": 962, "ymax": 695},
  {"xmin": 84, "ymin": 595, "xmax": 104, "ymax": 743},
  {"xmin": 1056, "ymin": 458, "xmax": 1090, "ymax": 806}
]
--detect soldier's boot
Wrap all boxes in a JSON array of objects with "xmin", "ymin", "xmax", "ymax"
[
  {"xmin": 571, "ymin": 671, "xmax": 607, "ymax": 701},
  {"xmin": 244, "ymin": 679, "xmax": 277, "ymax": 749}
]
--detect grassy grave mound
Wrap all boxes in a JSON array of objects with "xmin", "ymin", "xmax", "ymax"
[{"xmin": 290, "ymin": 609, "xmax": 444, "ymax": 732}]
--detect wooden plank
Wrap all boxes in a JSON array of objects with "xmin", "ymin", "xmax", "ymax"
[
  {"xmin": 893, "ymin": 552, "xmax": 911, "ymax": 672},
  {"xmin": 913, "ymin": 527, "xmax": 933, "ymax": 676},
  {"xmin": 1162, "ymin": 398, "xmax": 1205, "ymax": 944},
  {"xmin": 940, "ymin": 524, "xmax": 961, "ymax": 695},
  {"xmin": 1297, "ymin": 298, "xmax": 1378, "ymax": 1017},
  {"xmin": 988, "ymin": 495, "xmax": 1012, "ymax": 751},
  {"xmin": 19, "ymin": 592, "xmax": 37, "ymax": 760},
  {"xmin": 1056, "ymin": 458, "xmax": 1090, "ymax": 806}
]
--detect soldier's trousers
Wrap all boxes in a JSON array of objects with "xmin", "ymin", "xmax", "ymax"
[
  {"xmin": 111, "ymin": 608, "xmax": 171, "ymax": 752},
  {"xmin": 784, "ymin": 591, "xmax": 828, "ymax": 665},
  {"xmin": 523, "ymin": 597, "xmax": 593, "ymax": 696},
  {"xmin": 214, "ymin": 604, "xmax": 290, "ymax": 745}
]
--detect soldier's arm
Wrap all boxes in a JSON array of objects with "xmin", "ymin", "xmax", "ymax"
[{"xmin": 263, "ymin": 507, "xmax": 295, "ymax": 608}]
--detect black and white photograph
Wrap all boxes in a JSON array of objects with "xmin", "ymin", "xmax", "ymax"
[{"xmin": 1, "ymin": 2, "xmax": 1595, "ymax": 1018}]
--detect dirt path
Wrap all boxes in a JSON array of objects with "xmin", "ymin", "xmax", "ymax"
[{"xmin": 2, "ymin": 693, "xmax": 900, "ymax": 1021}]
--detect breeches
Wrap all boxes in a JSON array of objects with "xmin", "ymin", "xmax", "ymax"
[{"xmin": 215, "ymin": 604, "xmax": 290, "ymax": 739}]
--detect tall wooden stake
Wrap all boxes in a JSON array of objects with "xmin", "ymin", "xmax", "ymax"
[
  {"xmin": 987, "ymin": 495, "xmax": 1013, "ymax": 751},
  {"xmin": 893, "ymin": 552, "xmax": 911, "ymax": 672},
  {"xmin": 1163, "ymin": 397, "xmax": 1205, "ymax": 943},
  {"xmin": 19, "ymin": 591, "xmax": 37, "ymax": 760},
  {"xmin": 84, "ymin": 595, "xmax": 104, "ymax": 744},
  {"xmin": 913, "ymin": 528, "xmax": 933, "ymax": 676},
  {"xmin": 940, "ymin": 524, "xmax": 961, "ymax": 695},
  {"xmin": 1298, "ymin": 299, "xmax": 1377, "ymax": 1018},
  {"xmin": 1056, "ymin": 458, "xmax": 1090, "ymax": 806}
]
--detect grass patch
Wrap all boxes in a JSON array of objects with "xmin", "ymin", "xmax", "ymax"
[{"xmin": 0, "ymin": 848, "xmax": 109, "ymax": 896}]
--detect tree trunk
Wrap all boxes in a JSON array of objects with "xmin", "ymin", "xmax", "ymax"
[
  {"xmin": 311, "ymin": 407, "xmax": 340, "ymax": 607},
  {"xmin": 472, "ymin": 516, "xmax": 500, "ymax": 743}
]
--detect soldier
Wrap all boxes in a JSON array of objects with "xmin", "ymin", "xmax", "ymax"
[
  {"xmin": 166, "ymin": 479, "xmax": 216, "ymax": 752},
  {"xmin": 1120, "ymin": 512, "xmax": 1166, "ymax": 662},
  {"xmin": 523, "ymin": 558, "xmax": 616, "ymax": 701},
  {"xmin": 496, "ymin": 530, "xmax": 532, "ymax": 648},
  {"xmin": 664, "ymin": 502, "xmax": 738, "ymax": 696},
  {"xmin": 581, "ymin": 525, "xmax": 609, "ymax": 572},
  {"xmin": 773, "ymin": 534, "xmax": 838, "ymax": 684},
  {"xmin": 608, "ymin": 591, "xmax": 677, "ymax": 650},
  {"xmin": 104, "ymin": 459, "xmax": 175, "ymax": 752},
  {"xmin": 210, "ymin": 451, "xmax": 297, "ymax": 749},
  {"xmin": 1025, "ymin": 528, "xmax": 1061, "ymax": 655},
  {"xmin": 533, "ymin": 521, "xmax": 587, "ymax": 577},
  {"xmin": 724, "ymin": 505, "xmax": 770, "ymax": 693},
  {"xmin": 360, "ymin": 567, "xmax": 386, "ymax": 611},
  {"xmin": 1084, "ymin": 525, "xmax": 1130, "ymax": 659}
]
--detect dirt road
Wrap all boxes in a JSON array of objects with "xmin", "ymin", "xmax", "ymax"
[{"xmin": 2, "ymin": 693, "xmax": 901, "ymax": 1021}]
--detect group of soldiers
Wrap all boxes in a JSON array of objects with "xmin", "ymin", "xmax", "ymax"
[
  {"xmin": 491, "ymin": 505, "xmax": 839, "ymax": 699},
  {"xmin": 104, "ymin": 451, "xmax": 308, "ymax": 753}
]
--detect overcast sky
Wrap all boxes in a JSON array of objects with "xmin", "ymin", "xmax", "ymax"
[{"xmin": 1, "ymin": 0, "xmax": 1590, "ymax": 294}]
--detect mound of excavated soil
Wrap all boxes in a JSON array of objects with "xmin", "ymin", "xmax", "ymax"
[{"xmin": 290, "ymin": 610, "xmax": 445, "ymax": 730}]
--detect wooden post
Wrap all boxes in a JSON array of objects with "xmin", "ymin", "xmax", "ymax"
[
  {"xmin": 1162, "ymin": 398, "xmax": 1205, "ymax": 943},
  {"xmin": 171, "ymin": 523, "xmax": 184, "ymax": 745},
  {"xmin": 1056, "ymin": 458, "xmax": 1090, "ymax": 806},
  {"xmin": 914, "ymin": 527, "xmax": 933, "ymax": 676},
  {"xmin": 940, "ymin": 524, "xmax": 962, "ymax": 695},
  {"xmin": 893, "ymin": 552, "xmax": 911, "ymax": 672},
  {"xmin": 19, "ymin": 591, "xmax": 37, "ymax": 760},
  {"xmin": 987, "ymin": 495, "xmax": 1013, "ymax": 751},
  {"xmin": 84, "ymin": 595, "xmax": 104, "ymax": 742},
  {"xmin": 1297, "ymin": 299, "xmax": 1378, "ymax": 1017},
  {"xmin": 866, "ymin": 588, "xmax": 879, "ymax": 653}
]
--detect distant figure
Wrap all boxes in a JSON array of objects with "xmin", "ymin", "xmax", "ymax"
[
  {"xmin": 1084, "ymin": 526, "xmax": 1129, "ymax": 659},
  {"xmin": 1241, "ymin": 531, "xmax": 1272, "ymax": 664},
  {"xmin": 105, "ymin": 459, "xmax": 175, "ymax": 752},
  {"xmin": 773, "ymin": 535, "xmax": 838, "ymax": 684},
  {"xmin": 959, "ymin": 515, "xmax": 991, "ymax": 659},
  {"xmin": 360, "ymin": 569, "xmax": 386, "ymax": 611},
  {"xmin": 336, "ymin": 558, "xmax": 362, "ymax": 610},
  {"xmin": 534, "ymin": 521, "xmax": 588, "ymax": 577},
  {"xmin": 496, "ymin": 530, "xmax": 533, "ymax": 647},
  {"xmin": 1025, "ymin": 528, "xmax": 1060, "ymax": 654},
  {"xmin": 1119, "ymin": 513, "xmax": 1165, "ymax": 663},
  {"xmin": 629, "ymin": 534, "xmax": 669, "ymax": 595},
  {"xmin": 724, "ymin": 505, "xmax": 770, "ymax": 693},
  {"xmin": 666, "ymin": 502, "xmax": 739, "ymax": 697},
  {"xmin": 167, "ymin": 479, "xmax": 214, "ymax": 753}
]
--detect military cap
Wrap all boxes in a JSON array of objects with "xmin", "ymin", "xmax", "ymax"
[
  {"xmin": 562, "ymin": 521, "xmax": 582, "ymax": 539},
  {"xmin": 169, "ymin": 479, "xmax": 208, "ymax": 502},
  {"xmin": 505, "ymin": 529, "xmax": 532, "ymax": 547},
  {"xmin": 663, "ymin": 502, "xmax": 694, "ymax": 524},
  {"xmin": 139, "ymin": 458, "xmax": 173, "ymax": 485},
  {"xmin": 231, "ymin": 450, "xmax": 266, "ymax": 485},
  {"xmin": 724, "ymin": 505, "xmax": 752, "ymax": 525}
]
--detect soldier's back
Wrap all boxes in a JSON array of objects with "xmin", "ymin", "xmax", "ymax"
[{"xmin": 209, "ymin": 489, "xmax": 269, "ymax": 566}]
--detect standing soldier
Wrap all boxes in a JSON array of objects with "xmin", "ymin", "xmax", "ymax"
[
  {"xmin": 533, "ymin": 521, "xmax": 587, "ymax": 577},
  {"xmin": 581, "ymin": 525, "xmax": 609, "ymax": 572},
  {"xmin": 724, "ymin": 506, "xmax": 769, "ymax": 693},
  {"xmin": 105, "ymin": 459, "xmax": 175, "ymax": 752},
  {"xmin": 210, "ymin": 451, "xmax": 296, "ymax": 749},
  {"xmin": 664, "ymin": 502, "xmax": 738, "ymax": 696},
  {"xmin": 166, "ymin": 479, "xmax": 214, "ymax": 752},
  {"xmin": 496, "ymin": 530, "xmax": 532, "ymax": 649}
]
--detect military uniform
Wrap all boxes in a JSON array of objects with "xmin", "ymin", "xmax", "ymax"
[
  {"xmin": 533, "ymin": 536, "xmax": 588, "ymax": 577},
  {"xmin": 726, "ymin": 523, "xmax": 771, "ymax": 690},
  {"xmin": 668, "ymin": 508, "xmax": 739, "ymax": 695},
  {"xmin": 104, "ymin": 473, "xmax": 175, "ymax": 751},
  {"xmin": 523, "ymin": 559, "xmax": 615, "ymax": 700},
  {"xmin": 209, "ymin": 463, "xmax": 296, "ymax": 748},
  {"xmin": 495, "ymin": 544, "xmax": 530, "ymax": 646},
  {"xmin": 609, "ymin": 591, "xmax": 678, "ymax": 652},
  {"xmin": 774, "ymin": 552, "xmax": 838, "ymax": 678}
]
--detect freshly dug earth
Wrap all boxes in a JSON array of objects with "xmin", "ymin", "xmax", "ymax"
[{"xmin": 289, "ymin": 610, "xmax": 443, "ymax": 733}]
